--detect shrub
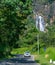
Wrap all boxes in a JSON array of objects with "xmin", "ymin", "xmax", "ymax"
[{"xmin": 45, "ymin": 47, "xmax": 55, "ymax": 60}]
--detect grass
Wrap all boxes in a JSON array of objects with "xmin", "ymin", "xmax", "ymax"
[
  {"xmin": 35, "ymin": 54, "xmax": 53, "ymax": 65},
  {"xmin": 11, "ymin": 47, "xmax": 55, "ymax": 65},
  {"xmin": 11, "ymin": 46, "xmax": 38, "ymax": 55},
  {"xmin": 11, "ymin": 47, "xmax": 33, "ymax": 54},
  {"xmin": 35, "ymin": 47, "xmax": 55, "ymax": 65},
  {"xmin": 45, "ymin": 47, "xmax": 55, "ymax": 60},
  {"xmin": 11, "ymin": 47, "xmax": 29, "ymax": 54}
]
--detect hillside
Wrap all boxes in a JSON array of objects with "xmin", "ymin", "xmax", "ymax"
[{"xmin": 33, "ymin": 0, "xmax": 55, "ymax": 22}]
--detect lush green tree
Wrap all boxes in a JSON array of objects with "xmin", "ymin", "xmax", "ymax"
[
  {"xmin": 17, "ymin": 16, "xmax": 38, "ymax": 47},
  {"xmin": 39, "ymin": 21, "xmax": 55, "ymax": 48},
  {"xmin": 0, "ymin": 0, "xmax": 32, "ymax": 57}
]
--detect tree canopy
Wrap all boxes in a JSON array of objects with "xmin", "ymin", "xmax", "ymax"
[{"xmin": 0, "ymin": 0, "xmax": 32, "ymax": 57}]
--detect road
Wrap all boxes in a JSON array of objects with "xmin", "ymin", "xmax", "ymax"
[{"xmin": 0, "ymin": 54, "xmax": 40, "ymax": 65}]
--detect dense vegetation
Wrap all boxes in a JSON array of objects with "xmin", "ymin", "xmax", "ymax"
[
  {"xmin": 0, "ymin": 0, "xmax": 55, "ymax": 59},
  {"xmin": 0, "ymin": 0, "xmax": 32, "ymax": 57}
]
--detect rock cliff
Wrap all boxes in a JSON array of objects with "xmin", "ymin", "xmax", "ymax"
[{"xmin": 32, "ymin": 0, "xmax": 55, "ymax": 22}]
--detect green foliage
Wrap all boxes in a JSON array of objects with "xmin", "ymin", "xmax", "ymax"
[
  {"xmin": 0, "ymin": 0, "xmax": 32, "ymax": 57},
  {"xmin": 46, "ymin": 22, "xmax": 55, "ymax": 46},
  {"xmin": 35, "ymin": 54, "xmax": 53, "ymax": 65},
  {"xmin": 39, "ymin": 20, "xmax": 55, "ymax": 47},
  {"xmin": 11, "ymin": 47, "xmax": 30, "ymax": 54},
  {"xmin": 46, "ymin": 47, "xmax": 55, "ymax": 60},
  {"xmin": 17, "ymin": 16, "xmax": 38, "ymax": 47},
  {"xmin": 0, "ymin": 0, "xmax": 55, "ymax": 59},
  {"xmin": 40, "ymin": 48, "xmax": 45, "ymax": 54}
]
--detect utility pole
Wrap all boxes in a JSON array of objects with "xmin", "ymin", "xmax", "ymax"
[
  {"xmin": 37, "ymin": 33, "xmax": 40, "ymax": 54},
  {"xmin": 36, "ymin": 15, "xmax": 45, "ymax": 54}
]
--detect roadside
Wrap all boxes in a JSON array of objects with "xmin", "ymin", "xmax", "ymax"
[{"xmin": 34, "ymin": 54, "xmax": 53, "ymax": 65}]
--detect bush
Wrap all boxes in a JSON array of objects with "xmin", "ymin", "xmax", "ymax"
[
  {"xmin": 45, "ymin": 47, "xmax": 55, "ymax": 60},
  {"xmin": 40, "ymin": 48, "xmax": 45, "ymax": 54}
]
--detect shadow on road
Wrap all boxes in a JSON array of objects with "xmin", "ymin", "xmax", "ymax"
[
  {"xmin": 6, "ymin": 58, "xmax": 36, "ymax": 63},
  {"xmin": 0, "ymin": 54, "xmax": 36, "ymax": 63}
]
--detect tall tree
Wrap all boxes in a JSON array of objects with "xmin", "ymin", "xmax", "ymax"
[{"xmin": 0, "ymin": 0, "xmax": 32, "ymax": 57}]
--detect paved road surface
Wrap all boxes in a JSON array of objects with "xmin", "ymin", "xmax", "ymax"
[{"xmin": 0, "ymin": 54, "xmax": 40, "ymax": 65}]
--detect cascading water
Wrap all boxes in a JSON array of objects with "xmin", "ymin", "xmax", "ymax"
[{"xmin": 36, "ymin": 15, "xmax": 45, "ymax": 32}]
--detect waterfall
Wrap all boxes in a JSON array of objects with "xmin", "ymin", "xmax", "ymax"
[{"xmin": 36, "ymin": 15, "xmax": 45, "ymax": 32}]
